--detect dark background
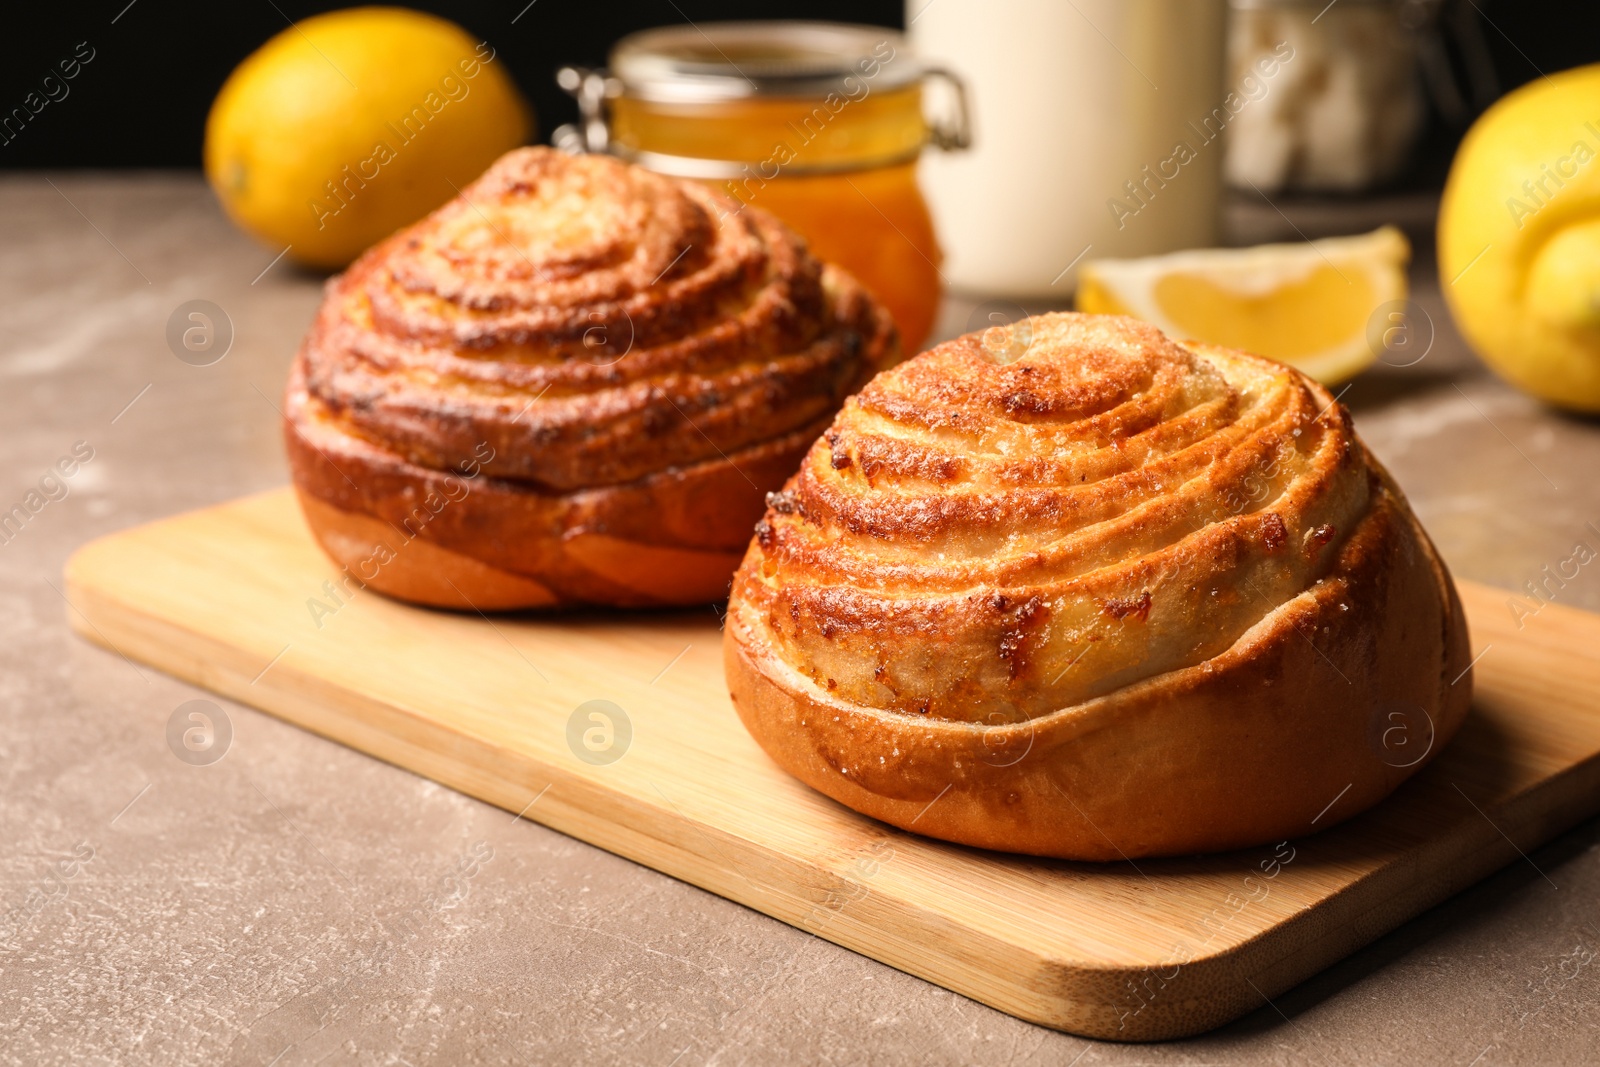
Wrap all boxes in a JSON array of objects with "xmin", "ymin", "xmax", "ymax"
[{"xmin": 1, "ymin": 0, "xmax": 1596, "ymax": 170}]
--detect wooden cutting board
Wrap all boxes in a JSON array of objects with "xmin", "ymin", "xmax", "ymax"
[{"xmin": 63, "ymin": 488, "xmax": 1600, "ymax": 1041}]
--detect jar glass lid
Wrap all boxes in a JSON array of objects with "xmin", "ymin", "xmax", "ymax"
[{"xmin": 610, "ymin": 21, "xmax": 919, "ymax": 103}]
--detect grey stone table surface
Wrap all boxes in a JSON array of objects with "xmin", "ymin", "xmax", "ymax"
[{"xmin": 2, "ymin": 173, "xmax": 1599, "ymax": 1066}]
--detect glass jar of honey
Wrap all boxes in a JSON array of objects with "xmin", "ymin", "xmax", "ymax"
[{"xmin": 555, "ymin": 22, "xmax": 969, "ymax": 353}]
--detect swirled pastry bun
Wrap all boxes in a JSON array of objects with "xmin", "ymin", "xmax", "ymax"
[
  {"xmin": 725, "ymin": 312, "xmax": 1471, "ymax": 860},
  {"xmin": 286, "ymin": 147, "xmax": 898, "ymax": 609}
]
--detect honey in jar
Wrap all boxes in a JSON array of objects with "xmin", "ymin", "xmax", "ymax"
[{"xmin": 557, "ymin": 22, "xmax": 969, "ymax": 353}]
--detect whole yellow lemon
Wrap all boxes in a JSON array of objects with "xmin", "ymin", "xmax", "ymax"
[
  {"xmin": 1440, "ymin": 64, "xmax": 1600, "ymax": 411},
  {"xmin": 205, "ymin": 7, "xmax": 532, "ymax": 269}
]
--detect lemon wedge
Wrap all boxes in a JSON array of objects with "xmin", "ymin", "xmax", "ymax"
[{"xmin": 1075, "ymin": 226, "xmax": 1410, "ymax": 384}]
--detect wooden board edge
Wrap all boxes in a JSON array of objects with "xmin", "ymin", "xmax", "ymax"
[
  {"xmin": 60, "ymin": 548, "xmax": 1106, "ymax": 1033},
  {"xmin": 1101, "ymin": 753, "xmax": 1600, "ymax": 1039},
  {"xmin": 60, "ymin": 528, "xmax": 1600, "ymax": 1041}
]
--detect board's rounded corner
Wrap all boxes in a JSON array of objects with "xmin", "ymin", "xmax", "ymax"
[{"xmin": 1022, "ymin": 937, "xmax": 1277, "ymax": 1041}]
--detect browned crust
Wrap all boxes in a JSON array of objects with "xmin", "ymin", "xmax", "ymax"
[
  {"xmin": 295, "ymin": 492, "xmax": 563, "ymax": 610},
  {"xmin": 286, "ymin": 357, "xmax": 789, "ymax": 608},
  {"xmin": 723, "ymin": 312, "xmax": 1473, "ymax": 859},
  {"xmin": 285, "ymin": 147, "xmax": 899, "ymax": 609},
  {"xmin": 296, "ymin": 490, "xmax": 750, "ymax": 610},
  {"xmin": 727, "ymin": 482, "xmax": 1471, "ymax": 859}
]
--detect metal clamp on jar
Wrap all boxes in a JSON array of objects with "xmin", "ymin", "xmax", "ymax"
[{"xmin": 553, "ymin": 21, "xmax": 971, "ymax": 352}]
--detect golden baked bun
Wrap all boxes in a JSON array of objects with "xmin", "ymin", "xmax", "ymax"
[
  {"xmin": 286, "ymin": 147, "xmax": 898, "ymax": 609},
  {"xmin": 725, "ymin": 312, "xmax": 1472, "ymax": 860}
]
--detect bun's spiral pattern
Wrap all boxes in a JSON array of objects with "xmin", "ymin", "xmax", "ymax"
[
  {"xmin": 286, "ymin": 147, "xmax": 897, "ymax": 608},
  {"xmin": 726, "ymin": 313, "xmax": 1471, "ymax": 860},
  {"xmin": 740, "ymin": 313, "xmax": 1364, "ymax": 717}
]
